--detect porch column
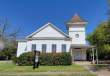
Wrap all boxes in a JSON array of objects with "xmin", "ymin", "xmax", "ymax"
[
  {"xmin": 70, "ymin": 48, "xmax": 74, "ymax": 63},
  {"xmin": 92, "ymin": 48, "xmax": 95, "ymax": 64},
  {"xmin": 96, "ymin": 48, "xmax": 98, "ymax": 64}
]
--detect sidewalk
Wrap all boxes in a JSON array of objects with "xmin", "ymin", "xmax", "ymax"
[
  {"xmin": 83, "ymin": 65, "xmax": 110, "ymax": 76},
  {"xmin": 0, "ymin": 72, "xmax": 94, "ymax": 76}
]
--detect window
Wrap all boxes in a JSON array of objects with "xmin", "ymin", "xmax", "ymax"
[
  {"xmin": 25, "ymin": 46, "xmax": 27, "ymax": 51},
  {"xmin": 75, "ymin": 34, "xmax": 79, "ymax": 38},
  {"xmin": 32, "ymin": 44, "xmax": 36, "ymax": 51},
  {"xmin": 42, "ymin": 44, "xmax": 46, "ymax": 53},
  {"xmin": 52, "ymin": 44, "xmax": 56, "ymax": 53},
  {"xmin": 62, "ymin": 44, "xmax": 66, "ymax": 52}
]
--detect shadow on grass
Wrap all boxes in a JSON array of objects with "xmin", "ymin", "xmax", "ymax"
[{"xmin": 90, "ymin": 64, "xmax": 110, "ymax": 72}]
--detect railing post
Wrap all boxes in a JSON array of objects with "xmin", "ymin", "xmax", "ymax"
[
  {"xmin": 96, "ymin": 48, "xmax": 98, "ymax": 64},
  {"xmin": 92, "ymin": 48, "xmax": 95, "ymax": 64},
  {"xmin": 71, "ymin": 48, "xmax": 74, "ymax": 63}
]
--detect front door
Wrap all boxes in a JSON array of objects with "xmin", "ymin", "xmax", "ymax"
[
  {"xmin": 73, "ymin": 50, "xmax": 82, "ymax": 60},
  {"xmin": 71, "ymin": 48, "xmax": 87, "ymax": 61}
]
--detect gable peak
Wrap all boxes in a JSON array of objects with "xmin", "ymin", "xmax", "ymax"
[
  {"xmin": 46, "ymin": 22, "xmax": 54, "ymax": 25},
  {"xmin": 74, "ymin": 12, "xmax": 79, "ymax": 16}
]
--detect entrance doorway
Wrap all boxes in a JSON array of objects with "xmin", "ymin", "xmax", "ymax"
[
  {"xmin": 74, "ymin": 50, "xmax": 82, "ymax": 60},
  {"xmin": 72, "ymin": 48, "xmax": 86, "ymax": 61}
]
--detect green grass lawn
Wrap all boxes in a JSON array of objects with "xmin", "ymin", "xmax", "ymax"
[
  {"xmin": 0, "ymin": 61, "xmax": 87, "ymax": 72},
  {"xmin": 0, "ymin": 61, "xmax": 96, "ymax": 76}
]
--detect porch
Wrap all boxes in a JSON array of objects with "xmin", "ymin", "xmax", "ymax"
[{"xmin": 70, "ymin": 44, "xmax": 98, "ymax": 64}]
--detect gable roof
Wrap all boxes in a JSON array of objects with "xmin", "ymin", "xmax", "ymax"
[{"xmin": 26, "ymin": 22, "xmax": 69, "ymax": 39}]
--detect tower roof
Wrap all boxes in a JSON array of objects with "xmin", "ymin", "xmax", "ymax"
[{"xmin": 68, "ymin": 13, "xmax": 87, "ymax": 24}]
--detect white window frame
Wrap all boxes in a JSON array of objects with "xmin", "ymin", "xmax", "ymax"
[
  {"xmin": 42, "ymin": 44, "xmax": 46, "ymax": 53},
  {"xmin": 62, "ymin": 44, "xmax": 66, "ymax": 52},
  {"xmin": 32, "ymin": 44, "xmax": 36, "ymax": 51},
  {"xmin": 52, "ymin": 44, "xmax": 56, "ymax": 53}
]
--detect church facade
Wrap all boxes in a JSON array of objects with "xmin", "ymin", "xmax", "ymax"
[{"xmin": 17, "ymin": 14, "xmax": 90, "ymax": 61}]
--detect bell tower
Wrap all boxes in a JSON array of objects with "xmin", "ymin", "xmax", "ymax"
[{"xmin": 67, "ymin": 13, "xmax": 87, "ymax": 44}]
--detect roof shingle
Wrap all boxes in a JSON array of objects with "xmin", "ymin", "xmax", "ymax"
[{"xmin": 68, "ymin": 13, "xmax": 87, "ymax": 24}]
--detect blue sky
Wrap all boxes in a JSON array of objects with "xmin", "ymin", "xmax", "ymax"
[{"xmin": 0, "ymin": 0, "xmax": 108, "ymax": 38}]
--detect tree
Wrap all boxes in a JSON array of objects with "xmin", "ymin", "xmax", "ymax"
[
  {"xmin": 0, "ymin": 18, "xmax": 20, "ymax": 60},
  {"xmin": 0, "ymin": 18, "xmax": 20, "ymax": 48},
  {"xmin": 87, "ymin": 0, "xmax": 110, "ymax": 60},
  {"xmin": 87, "ymin": 22, "xmax": 110, "ymax": 60}
]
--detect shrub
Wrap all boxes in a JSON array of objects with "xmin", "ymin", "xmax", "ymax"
[
  {"xmin": 13, "ymin": 52, "xmax": 72, "ymax": 66},
  {"xmin": 16, "ymin": 52, "xmax": 34, "ymax": 66},
  {"xmin": 40, "ymin": 53, "xmax": 72, "ymax": 65},
  {"xmin": 0, "ymin": 46, "xmax": 17, "ymax": 60}
]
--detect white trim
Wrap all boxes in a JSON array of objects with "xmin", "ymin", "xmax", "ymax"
[
  {"xmin": 67, "ymin": 22, "xmax": 88, "ymax": 25},
  {"xmin": 16, "ymin": 39, "xmax": 27, "ymax": 42},
  {"xmin": 69, "ymin": 30, "xmax": 85, "ymax": 32},
  {"xmin": 26, "ymin": 22, "xmax": 69, "ymax": 39},
  {"xmin": 27, "ymin": 37, "xmax": 71, "ymax": 40}
]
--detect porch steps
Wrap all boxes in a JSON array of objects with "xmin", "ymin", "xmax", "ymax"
[{"xmin": 73, "ymin": 61, "xmax": 91, "ymax": 65}]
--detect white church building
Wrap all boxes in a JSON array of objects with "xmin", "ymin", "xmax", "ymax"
[{"xmin": 17, "ymin": 14, "xmax": 93, "ymax": 61}]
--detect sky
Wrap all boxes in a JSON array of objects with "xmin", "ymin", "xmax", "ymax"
[{"xmin": 0, "ymin": 0, "xmax": 108, "ymax": 38}]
